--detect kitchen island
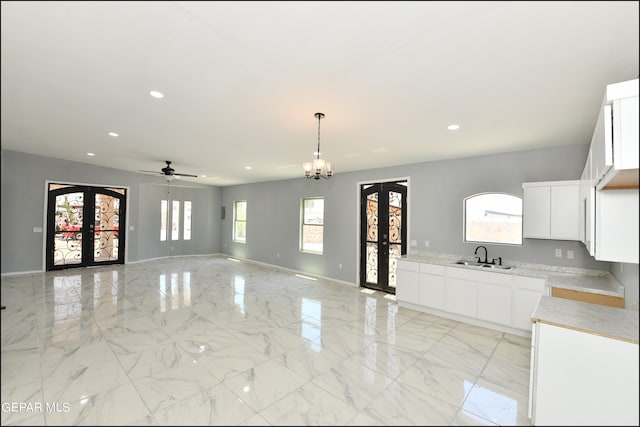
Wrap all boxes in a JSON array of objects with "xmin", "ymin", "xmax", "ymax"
[{"xmin": 528, "ymin": 295, "xmax": 639, "ymax": 425}]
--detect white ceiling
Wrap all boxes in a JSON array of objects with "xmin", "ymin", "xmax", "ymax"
[{"xmin": 1, "ymin": 1, "xmax": 638, "ymax": 186}]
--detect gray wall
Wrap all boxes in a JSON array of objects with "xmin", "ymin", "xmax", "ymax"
[
  {"xmin": 4, "ymin": 145, "xmax": 635, "ymax": 310},
  {"xmin": 1, "ymin": 150, "xmax": 222, "ymax": 273},
  {"xmin": 221, "ymin": 143, "xmax": 612, "ymax": 285}
]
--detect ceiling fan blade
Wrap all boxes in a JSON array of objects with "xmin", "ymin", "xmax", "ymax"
[{"xmin": 173, "ymin": 173, "xmax": 199, "ymax": 178}]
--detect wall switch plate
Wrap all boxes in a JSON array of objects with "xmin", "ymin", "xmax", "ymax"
[
  {"xmin": 567, "ymin": 250, "xmax": 574, "ymax": 259},
  {"xmin": 424, "ymin": 240, "xmax": 430, "ymax": 248},
  {"xmin": 555, "ymin": 248, "xmax": 562, "ymax": 258},
  {"xmin": 410, "ymin": 240, "xmax": 417, "ymax": 247},
  {"xmin": 33, "ymin": 227, "xmax": 43, "ymax": 233}
]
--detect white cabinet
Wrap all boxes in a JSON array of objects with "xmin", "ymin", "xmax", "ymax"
[
  {"xmin": 396, "ymin": 259, "xmax": 420, "ymax": 304},
  {"xmin": 397, "ymin": 259, "xmax": 548, "ymax": 335},
  {"xmin": 578, "ymin": 78, "xmax": 639, "ymax": 263},
  {"xmin": 511, "ymin": 276, "xmax": 547, "ymax": 331},
  {"xmin": 590, "ymin": 78, "xmax": 639, "ymax": 190},
  {"xmin": 530, "ymin": 322, "xmax": 639, "ymax": 425},
  {"xmin": 418, "ymin": 263, "xmax": 445, "ymax": 310},
  {"xmin": 477, "ymin": 281, "xmax": 512, "ymax": 325},
  {"xmin": 522, "ymin": 181, "xmax": 580, "ymax": 241},
  {"xmin": 579, "ymin": 149, "xmax": 596, "ymax": 255},
  {"xmin": 522, "ymin": 185, "xmax": 550, "ymax": 238},
  {"xmin": 595, "ymin": 190, "xmax": 639, "ymax": 264},
  {"xmin": 444, "ymin": 277, "xmax": 477, "ymax": 317}
]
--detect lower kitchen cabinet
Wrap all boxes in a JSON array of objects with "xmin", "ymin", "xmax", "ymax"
[
  {"xmin": 530, "ymin": 321, "xmax": 639, "ymax": 425},
  {"xmin": 396, "ymin": 260, "xmax": 420, "ymax": 304},
  {"xmin": 512, "ymin": 276, "xmax": 547, "ymax": 331},
  {"xmin": 444, "ymin": 277, "xmax": 477, "ymax": 317},
  {"xmin": 477, "ymin": 281, "xmax": 511, "ymax": 325},
  {"xmin": 418, "ymin": 263, "xmax": 446, "ymax": 310},
  {"xmin": 396, "ymin": 259, "xmax": 548, "ymax": 335}
]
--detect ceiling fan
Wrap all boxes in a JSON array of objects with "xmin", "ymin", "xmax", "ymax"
[{"xmin": 139, "ymin": 160, "xmax": 199, "ymax": 182}]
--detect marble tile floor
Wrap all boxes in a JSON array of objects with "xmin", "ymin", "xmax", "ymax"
[{"xmin": 1, "ymin": 255, "xmax": 534, "ymax": 426}]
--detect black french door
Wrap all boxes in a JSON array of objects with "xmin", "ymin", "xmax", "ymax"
[
  {"xmin": 359, "ymin": 181, "xmax": 408, "ymax": 294},
  {"xmin": 46, "ymin": 184, "xmax": 126, "ymax": 271}
]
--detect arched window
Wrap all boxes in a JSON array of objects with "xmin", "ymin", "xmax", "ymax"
[{"xmin": 464, "ymin": 193, "xmax": 522, "ymax": 245}]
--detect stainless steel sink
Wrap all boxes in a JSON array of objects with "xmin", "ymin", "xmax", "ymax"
[
  {"xmin": 453, "ymin": 260, "xmax": 484, "ymax": 267},
  {"xmin": 481, "ymin": 263, "xmax": 515, "ymax": 271},
  {"xmin": 452, "ymin": 260, "xmax": 515, "ymax": 271}
]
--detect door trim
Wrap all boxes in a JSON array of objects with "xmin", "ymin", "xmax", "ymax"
[
  {"xmin": 42, "ymin": 180, "xmax": 131, "ymax": 271},
  {"xmin": 355, "ymin": 176, "xmax": 410, "ymax": 289}
]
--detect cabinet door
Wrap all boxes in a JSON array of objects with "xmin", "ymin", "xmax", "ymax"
[
  {"xmin": 396, "ymin": 268, "xmax": 420, "ymax": 304},
  {"xmin": 444, "ymin": 277, "xmax": 477, "ymax": 317},
  {"xmin": 612, "ymin": 96, "xmax": 639, "ymax": 170},
  {"xmin": 591, "ymin": 104, "xmax": 612, "ymax": 182},
  {"xmin": 523, "ymin": 186, "xmax": 550, "ymax": 238},
  {"xmin": 512, "ymin": 287, "xmax": 544, "ymax": 331},
  {"xmin": 477, "ymin": 282, "xmax": 511, "ymax": 325},
  {"xmin": 419, "ymin": 273, "xmax": 445, "ymax": 310},
  {"xmin": 533, "ymin": 323, "xmax": 639, "ymax": 425},
  {"xmin": 596, "ymin": 190, "xmax": 639, "ymax": 263},
  {"xmin": 550, "ymin": 184, "xmax": 579, "ymax": 240}
]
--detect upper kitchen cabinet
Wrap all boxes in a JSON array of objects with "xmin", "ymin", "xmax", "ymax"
[
  {"xmin": 591, "ymin": 78, "xmax": 639, "ymax": 190},
  {"xmin": 578, "ymin": 78, "xmax": 639, "ymax": 263},
  {"xmin": 522, "ymin": 181, "xmax": 580, "ymax": 241}
]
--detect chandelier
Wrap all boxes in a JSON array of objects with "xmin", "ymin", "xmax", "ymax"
[{"xmin": 303, "ymin": 112, "xmax": 333, "ymax": 179}]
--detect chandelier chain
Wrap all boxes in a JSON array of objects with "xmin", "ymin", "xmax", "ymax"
[{"xmin": 303, "ymin": 112, "xmax": 332, "ymax": 180}]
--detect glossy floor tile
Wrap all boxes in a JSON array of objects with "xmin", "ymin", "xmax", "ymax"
[{"xmin": 1, "ymin": 255, "xmax": 533, "ymax": 425}]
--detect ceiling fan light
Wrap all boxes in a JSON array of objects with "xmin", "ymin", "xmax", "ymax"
[{"xmin": 164, "ymin": 175, "xmax": 175, "ymax": 182}]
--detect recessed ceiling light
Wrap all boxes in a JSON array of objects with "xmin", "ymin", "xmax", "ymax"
[
  {"xmin": 87, "ymin": 152, "xmax": 95, "ymax": 156},
  {"xmin": 108, "ymin": 132, "xmax": 119, "ymax": 137},
  {"xmin": 245, "ymin": 166, "xmax": 252, "ymax": 170},
  {"xmin": 149, "ymin": 90, "xmax": 164, "ymax": 99},
  {"xmin": 448, "ymin": 124, "xmax": 460, "ymax": 131}
]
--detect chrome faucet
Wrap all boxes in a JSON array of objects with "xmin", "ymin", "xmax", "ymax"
[{"xmin": 474, "ymin": 245, "xmax": 488, "ymax": 264}]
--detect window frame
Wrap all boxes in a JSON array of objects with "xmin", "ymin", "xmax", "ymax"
[
  {"xmin": 183, "ymin": 201, "xmax": 192, "ymax": 241},
  {"xmin": 171, "ymin": 200, "xmax": 180, "ymax": 241},
  {"xmin": 300, "ymin": 197, "xmax": 324, "ymax": 254},
  {"xmin": 463, "ymin": 192, "xmax": 523, "ymax": 246},
  {"xmin": 233, "ymin": 200, "xmax": 247, "ymax": 243},
  {"xmin": 160, "ymin": 200, "xmax": 168, "ymax": 241}
]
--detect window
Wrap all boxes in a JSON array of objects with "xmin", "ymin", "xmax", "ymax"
[
  {"xmin": 183, "ymin": 201, "xmax": 192, "ymax": 241},
  {"xmin": 160, "ymin": 200, "xmax": 168, "ymax": 241},
  {"xmin": 171, "ymin": 201, "xmax": 180, "ymax": 240},
  {"xmin": 464, "ymin": 193, "xmax": 522, "ymax": 245},
  {"xmin": 161, "ymin": 199, "xmax": 191, "ymax": 242},
  {"xmin": 233, "ymin": 200, "xmax": 247, "ymax": 243},
  {"xmin": 301, "ymin": 197, "xmax": 324, "ymax": 253}
]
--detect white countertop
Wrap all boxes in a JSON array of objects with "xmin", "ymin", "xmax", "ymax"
[
  {"xmin": 400, "ymin": 251, "xmax": 624, "ymax": 298},
  {"xmin": 532, "ymin": 295, "xmax": 638, "ymax": 344}
]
